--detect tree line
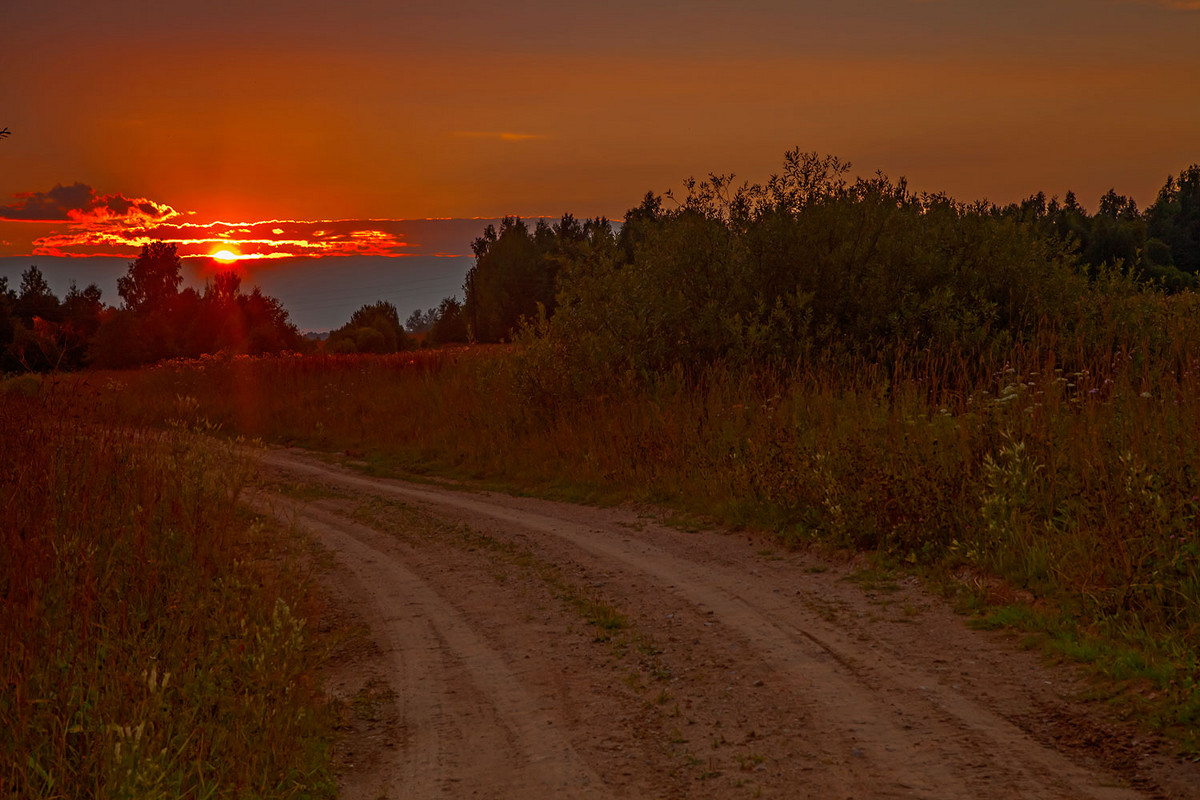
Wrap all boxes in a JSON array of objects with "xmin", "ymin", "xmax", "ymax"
[
  {"xmin": 1000, "ymin": 166, "xmax": 1200, "ymax": 289},
  {"xmin": 459, "ymin": 153, "xmax": 1200, "ymax": 358},
  {"xmin": 5, "ymin": 150, "xmax": 1197, "ymax": 373},
  {"xmin": 0, "ymin": 243, "xmax": 303, "ymax": 372},
  {"xmin": 0, "ymin": 241, "xmax": 476, "ymax": 373},
  {"xmin": 452, "ymin": 151, "xmax": 1200, "ymax": 406}
]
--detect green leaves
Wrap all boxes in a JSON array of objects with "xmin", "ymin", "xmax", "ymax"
[{"xmin": 518, "ymin": 148, "xmax": 1090, "ymax": 396}]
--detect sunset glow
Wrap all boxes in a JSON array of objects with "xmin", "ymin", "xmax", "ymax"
[
  {"xmin": 0, "ymin": 207, "xmax": 439, "ymax": 261},
  {"xmin": 2, "ymin": 0, "xmax": 1198, "ymax": 335},
  {"xmin": 4, "ymin": 0, "xmax": 1199, "ymax": 254}
]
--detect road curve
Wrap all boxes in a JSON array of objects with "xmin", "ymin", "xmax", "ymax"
[{"xmin": 252, "ymin": 446, "xmax": 1200, "ymax": 800}]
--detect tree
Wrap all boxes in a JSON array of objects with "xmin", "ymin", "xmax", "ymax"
[
  {"xmin": 60, "ymin": 282, "xmax": 105, "ymax": 368},
  {"xmin": 188, "ymin": 270, "xmax": 245, "ymax": 353},
  {"xmin": 462, "ymin": 214, "xmax": 609, "ymax": 342},
  {"xmin": 208, "ymin": 270, "xmax": 242, "ymax": 302},
  {"xmin": 1097, "ymin": 189, "xmax": 1139, "ymax": 221},
  {"xmin": 426, "ymin": 296, "xmax": 469, "ymax": 345},
  {"xmin": 1080, "ymin": 190, "xmax": 1146, "ymax": 274},
  {"xmin": 464, "ymin": 217, "xmax": 542, "ymax": 341},
  {"xmin": 118, "ymin": 242, "xmax": 183, "ymax": 312},
  {"xmin": 405, "ymin": 307, "xmax": 436, "ymax": 334},
  {"xmin": 1147, "ymin": 165, "xmax": 1200, "ymax": 276},
  {"xmin": 15, "ymin": 266, "xmax": 61, "ymax": 324},
  {"xmin": 327, "ymin": 300, "xmax": 409, "ymax": 354},
  {"xmin": 87, "ymin": 310, "xmax": 150, "ymax": 369},
  {"xmin": 5, "ymin": 269, "xmax": 66, "ymax": 371},
  {"xmin": 240, "ymin": 288, "xmax": 300, "ymax": 354},
  {"xmin": 0, "ymin": 277, "xmax": 16, "ymax": 369}
]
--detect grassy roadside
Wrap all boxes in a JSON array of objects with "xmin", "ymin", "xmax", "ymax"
[
  {"xmin": 0, "ymin": 383, "xmax": 336, "ymax": 799},
  {"xmin": 50, "ymin": 342, "xmax": 1200, "ymax": 754}
]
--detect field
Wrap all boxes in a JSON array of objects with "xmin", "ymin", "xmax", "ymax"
[
  {"xmin": 6, "ymin": 225, "xmax": 1200, "ymax": 792},
  {"xmin": 56, "ymin": 314, "xmax": 1200, "ymax": 754},
  {"xmin": 0, "ymin": 387, "xmax": 336, "ymax": 799}
]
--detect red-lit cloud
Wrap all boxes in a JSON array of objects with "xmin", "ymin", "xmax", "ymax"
[
  {"xmin": 0, "ymin": 183, "xmax": 496, "ymax": 262},
  {"xmin": 28, "ymin": 217, "xmax": 421, "ymax": 259}
]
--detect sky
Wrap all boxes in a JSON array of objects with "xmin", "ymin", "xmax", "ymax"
[{"xmin": 2, "ymin": 0, "xmax": 1199, "ymax": 328}]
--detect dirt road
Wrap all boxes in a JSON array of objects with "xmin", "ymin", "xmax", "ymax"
[{"xmin": 249, "ymin": 447, "xmax": 1200, "ymax": 799}]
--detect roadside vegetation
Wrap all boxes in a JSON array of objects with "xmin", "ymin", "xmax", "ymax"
[
  {"xmin": 80, "ymin": 327, "xmax": 1200, "ymax": 748},
  {"xmin": 0, "ymin": 386, "xmax": 336, "ymax": 798},
  {"xmin": 7, "ymin": 148, "xmax": 1199, "ymax": 766}
]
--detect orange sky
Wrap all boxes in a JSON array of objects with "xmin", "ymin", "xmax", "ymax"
[{"xmin": 2, "ymin": 0, "xmax": 1199, "ymax": 262}]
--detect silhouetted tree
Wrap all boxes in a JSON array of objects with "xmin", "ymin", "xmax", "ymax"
[
  {"xmin": 60, "ymin": 282, "xmax": 104, "ymax": 368},
  {"xmin": 89, "ymin": 247, "xmax": 299, "ymax": 367},
  {"xmin": 464, "ymin": 217, "xmax": 541, "ymax": 341},
  {"xmin": 118, "ymin": 242, "xmax": 183, "ymax": 313},
  {"xmin": 426, "ymin": 296, "xmax": 469, "ymax": 345},
  {"xmin": 405, "ymin": 307, "xmax": 437, "ymax": 334},
  {"xmin": 15, "ymin": 266, "xmax": 61, "ymax": 324},
  {"xmin": 189, "ymin": 271, "xmax": 242, "ymax": 354},
  {"xmin": 463, "ymin": 214, "xmax": 612, "ymax": 342},
  {"xmin": 327, "ymin": 300, "xmax": 408, "ymax": 354},
  {"xmin": 240, "ymin": 288, "xmax": 300, "ymax": 354},
  {"xmin": 0, "ymin": 268, "xmax": 66, "ymax": 371},
  {"xmin": 209, "ymin": 270, "xmax": 242, "ymax": 302},
  {"xmin": 0, "ymin": 277, "xmax": 17, "ymax": 370},
  {"xmin": 618, "ymin": 192, "xmax": 664, "ymax": 264},
  {"xmin": 1148, "ymin": 165, "xmax": 1200, "ymax": 277},
  {"xmin": 1081, "ymin": 190, "xmax": 1145, "ymax": 273},
  {"xmin": 87, "ymin": 310, "xmax": 150, "ymax": 369}
]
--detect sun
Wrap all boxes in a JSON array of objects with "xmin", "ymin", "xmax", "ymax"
[{"xmin": 212, "ymin": 249, "xmax": 240, "ymax": 263}]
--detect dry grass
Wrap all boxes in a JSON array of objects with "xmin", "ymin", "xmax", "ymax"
[
  {"xmin": 0, "ymin": 384, "xmax": 335, "ymax": 799},
  {"xmin": 70, "ymin": 308, "xmax": 1200, "ymax": 749}
]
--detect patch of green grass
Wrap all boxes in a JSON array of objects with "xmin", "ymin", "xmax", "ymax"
[
  {"xmin": 846, "ymin": 563, "xmax": 902, "ymax": 594},
  {"xmin": 663, "ymin": 512, "xmax": 709, "ymax": 534},
  {"xmin": 967, "ymin": 603, "xmax": 1042, "ymax": 631},
  {"xmin": 966, "ymin": 601, "xmax": 1200, "ymax": 753}
]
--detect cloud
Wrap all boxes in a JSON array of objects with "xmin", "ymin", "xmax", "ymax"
[
  {"xmin": 453, "ymin": 131, "xmax": 547, "ymax": 142},
  {"xmin": 0, "ymin": 182, "xmax": 178, "ymax": 223},
  {"xmin": 1127, "ymin": 0, "xmax": 1200, "ymax": 8},
  {"xmin": 22, "ymin": 214, "xmax": 499, "ymax": 260},
  {"xmin": 28, "ymin": 218, "xmax": 407, "ymax": 259},
  {"xmin": 1, "ymin": 182, "xmax": 514, "ymax": 261}
]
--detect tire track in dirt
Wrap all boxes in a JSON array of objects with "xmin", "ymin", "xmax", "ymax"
[
  {"xmin": 256, "ymin": 447, "xmax": 1200, "ymax": 800},
  {"xmin": 247, "ymin": 492, "xmax": 611, "ymax": 800}
]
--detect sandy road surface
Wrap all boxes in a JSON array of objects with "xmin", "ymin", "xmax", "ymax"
[{"xmin": 249, "ymin": 447, "xmax": 1200, "ymax": 800}]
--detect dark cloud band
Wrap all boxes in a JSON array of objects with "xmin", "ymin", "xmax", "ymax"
[{"xmin": 0, "ymin": 183, "xmax": 177, "ymax": 223}]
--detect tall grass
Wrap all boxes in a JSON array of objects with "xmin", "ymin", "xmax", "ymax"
[
  {"xmin": 0, "ymin": 383, "xmax": 334, "ymax": 799},
  {"xmin": 80, "ymin": 288, "xmax": 1200, "ymax": 747}
]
